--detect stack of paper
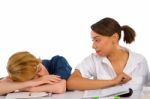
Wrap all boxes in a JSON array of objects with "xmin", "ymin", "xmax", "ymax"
[
  {"xmin": 5, "ymin": 92, "xmax": 51, "ymax": 99},
  {"xmin": 83, "ymin": 85, "xmax": 129, "ymax": 98}
]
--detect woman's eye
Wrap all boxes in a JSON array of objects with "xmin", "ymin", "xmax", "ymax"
[
  {"xmin": 92, "ymin": 39, "xmax": 101, "ymax": 42},
  {"xmin": 95, "ymin": 39, "xmax": 100, "ymax": 42}
]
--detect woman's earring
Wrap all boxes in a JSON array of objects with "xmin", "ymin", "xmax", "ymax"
[{"xmin": 112, "ymin": 41, "xmax": 115, "ymax": 45}]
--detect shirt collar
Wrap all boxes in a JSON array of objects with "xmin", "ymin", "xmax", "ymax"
[
  {"xmin": 98, "ymin": 48, "xmax": 143, "ymax": 74},
  {"xmin": 124, "ymin": 49, "xmax": 143, "ymax": 74}
]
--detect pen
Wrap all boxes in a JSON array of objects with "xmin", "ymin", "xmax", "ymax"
[
  {"xmin": 114, "ymin": 95, "xmax": 119, "ymax": 99},
  {"xmin": 28, "ymin": 92, "xmax": 32, "ymax": 96},
  {"xmin": 92, "ymin": 96, "xmax": 99, "ymax": 99}
]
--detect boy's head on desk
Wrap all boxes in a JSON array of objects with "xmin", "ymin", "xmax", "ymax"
[{"xmin": 7, "ymin": 51, "xmax": 49, "ymax": 82}]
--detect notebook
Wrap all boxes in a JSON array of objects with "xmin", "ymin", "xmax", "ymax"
[
  {"xmin": 83, "ymin": 85, "xmax": 130, "ymax": 98},
  {"xmin": 5, "ymin": 92, "xmax": 51, "ymax": 99}
]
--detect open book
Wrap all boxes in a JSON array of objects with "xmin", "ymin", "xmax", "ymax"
[
  {"xmin": 5, "ymin": 92, "xmax": 51, "ymax": 99},
  {"xmin": 83, "ymin": 85, "xmax": 130, "ymax": 98}
]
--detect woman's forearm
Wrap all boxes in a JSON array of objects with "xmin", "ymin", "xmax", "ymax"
[{"xmin": 67, "ymin": 77, "xmax": 116, "ymax": 90}]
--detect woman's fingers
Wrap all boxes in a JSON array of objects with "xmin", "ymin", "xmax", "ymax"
[{"xmin": 114, "ymin": 73, "xmax": 132, "ymax": 85}]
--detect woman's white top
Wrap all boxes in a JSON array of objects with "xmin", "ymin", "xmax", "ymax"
[{"xmin": 76, "ymin": 49, "xmax": 150, "ymax": 90}]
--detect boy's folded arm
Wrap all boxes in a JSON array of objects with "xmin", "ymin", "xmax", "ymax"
[
  {"xmin": 0, "ymin": 80, "xmax": 35, "ymax": 95},
  {"xmin": 0, "ymin": 76, "xmax": 55, "ymax": 95},
  {"xmin": 20, "ymin": 79, "xmax": 66, "ymax": 94}
]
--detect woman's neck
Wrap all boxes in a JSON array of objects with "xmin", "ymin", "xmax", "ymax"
[{"xmin": 107, "ymin": 46, "xmax": 128, "ymax": 62}]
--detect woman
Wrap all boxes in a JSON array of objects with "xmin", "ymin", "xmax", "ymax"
[
  {"xmin": 6, "ymin": 51, "xmax": 72, "ymax": 93},
  {"xmin": 67, "ymin": 17, "xmax": 149, "ymax": 91}
]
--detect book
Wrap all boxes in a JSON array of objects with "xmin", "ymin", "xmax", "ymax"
[
  {"xmin": 83, "ymin": 85, "xmax": 130, "ymax": 98},
  {"xmin": 5, "ymin": 92, "xmax": 51, "ymax": 99}
]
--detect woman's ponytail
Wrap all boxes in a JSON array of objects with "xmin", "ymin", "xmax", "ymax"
[{"xmin": 121, "ymin": 25, "xmax": 136, "ymax": 44}]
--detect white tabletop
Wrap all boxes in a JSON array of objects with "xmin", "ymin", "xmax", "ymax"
[{"xmin": 0, "ymin": 90, "xmax": 149, "ymax": 99}]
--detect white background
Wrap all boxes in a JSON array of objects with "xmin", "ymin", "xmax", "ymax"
[{"xmin": 0, "ymin": 0, "xmax": 150, "ymax": 77}]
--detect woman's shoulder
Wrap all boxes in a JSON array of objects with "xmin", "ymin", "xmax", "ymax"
[
  {"xmin": 129, "ymin": 49, "xmax": 147, "ymax": 62},
  {"xmin": 79, "ymin": 53, "xmax": 105, "ymax": 65}
]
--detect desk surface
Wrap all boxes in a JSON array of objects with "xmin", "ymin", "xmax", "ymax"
[{"xmin": 0, "ymin": 90, "xmax": 148, "ymax": 99}]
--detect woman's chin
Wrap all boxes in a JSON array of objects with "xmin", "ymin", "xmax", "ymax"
[{"xmin": 96, "ymin": 53, "xmax": 105, "ymax": 57}]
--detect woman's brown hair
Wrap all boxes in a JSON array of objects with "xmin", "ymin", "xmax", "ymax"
[
  {"xmin": 7, "ymin": 51, "xmax": 41, "ymax": 82},
  {"xmin": 91, "ymin": 17, "xmax": 136, "ymax": 44}
]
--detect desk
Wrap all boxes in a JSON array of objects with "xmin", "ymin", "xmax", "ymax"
[{"xmin": 0, "ymin": 90, "xmax": 148, "ymax": 99}]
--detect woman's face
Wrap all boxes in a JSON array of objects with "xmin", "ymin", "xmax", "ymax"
[
  {"xmin": 91, "ymin": 31, "xmax": 115, "ymax": 56},
  {"xmin": 33, "ymin": 63, "xmax": 49, "ymax": 79}
]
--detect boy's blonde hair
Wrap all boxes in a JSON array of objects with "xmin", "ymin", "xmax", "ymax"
[{"xmin": 7, "ymin": 51, "xmax": 41, "ymax": 82}]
